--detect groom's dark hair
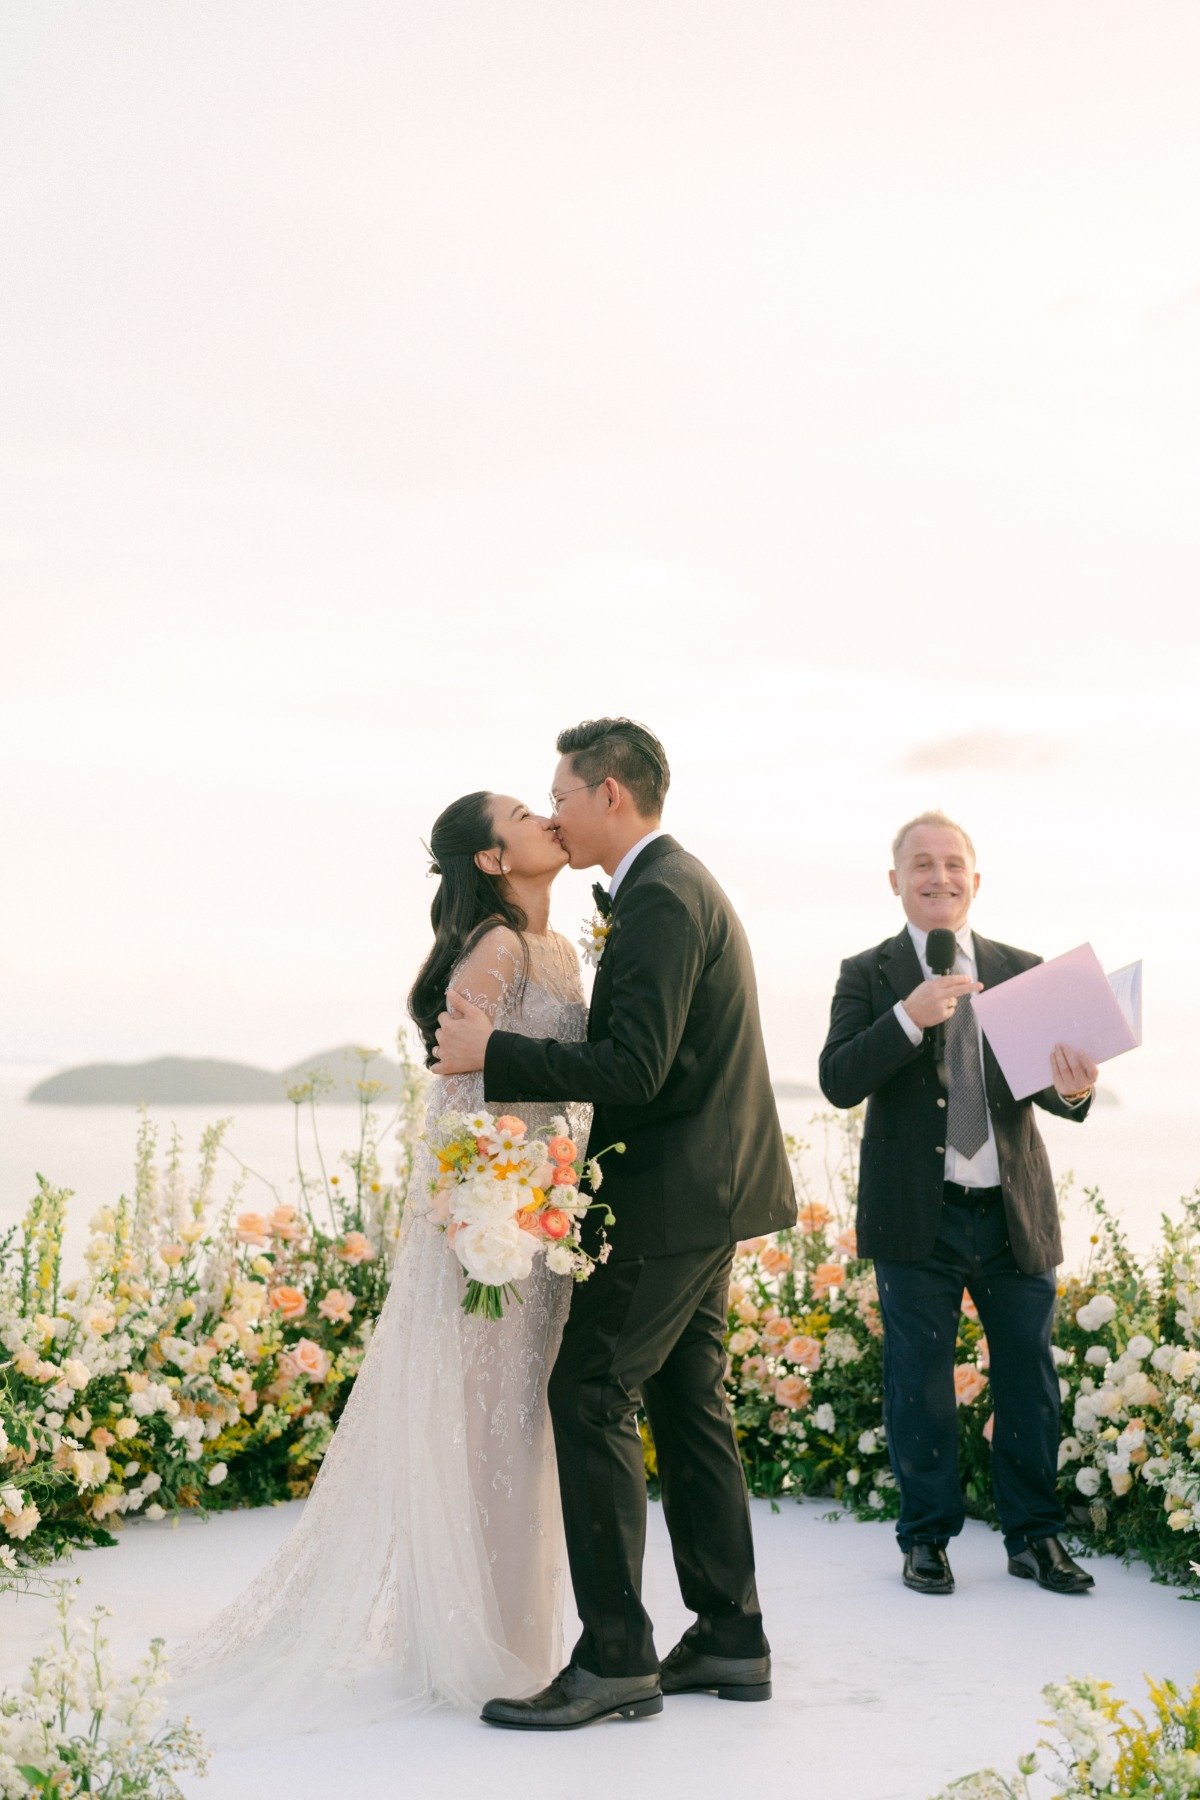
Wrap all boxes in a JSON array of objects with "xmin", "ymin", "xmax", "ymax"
[{"xmin": 556, "ymin": 718, "xmax": 670, "ymax": 819}]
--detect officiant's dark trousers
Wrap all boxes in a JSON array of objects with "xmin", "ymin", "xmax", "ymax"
[
  {"xmin": 548, "ymin": 1242, "xmax": 767, "ymax": 1677},
  {"xmin": 875, "ymin": 1186, "xmax": 1066, "ymax": 1558}
]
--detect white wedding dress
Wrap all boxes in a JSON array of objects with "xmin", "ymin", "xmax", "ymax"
[{"xmin": 165, "ymin": 928, "xmax": 590, "ymax": 1747}]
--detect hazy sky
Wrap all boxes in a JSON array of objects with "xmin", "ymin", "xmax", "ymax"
[{"xmin": 3, "ymin": 3, "xmax": 1198, "ymax": 1107}]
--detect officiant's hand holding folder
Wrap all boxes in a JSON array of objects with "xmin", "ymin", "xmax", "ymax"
[{"xmin": 972, "ymin": 943, "xmax": 1143, "ymax": 1102}]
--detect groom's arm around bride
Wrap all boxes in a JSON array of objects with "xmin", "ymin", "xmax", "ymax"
[{"xmin": 435, "ymin": 718, "xmax": 796, "ymax": 1727}]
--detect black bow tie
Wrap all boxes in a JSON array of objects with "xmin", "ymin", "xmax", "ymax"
[{"xmin": 591, "ymin": 881, "xmax": 613, "ymax": 918}]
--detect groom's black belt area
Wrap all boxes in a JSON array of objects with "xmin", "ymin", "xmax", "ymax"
[{"xmin": 942, "ymin": 1181, "xmax": 1003, "ymax": 1206}]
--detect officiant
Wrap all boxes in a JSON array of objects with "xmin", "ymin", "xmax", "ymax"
[{"xmin": 818, "ymin": 811, "xmax": 1098, "ymax": 1598}]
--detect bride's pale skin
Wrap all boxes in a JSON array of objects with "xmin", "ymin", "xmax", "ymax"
[
  {"xmin": 434, "ymin": 764, "xmax": 661, "ymax": 1077},
  {"xmin": 473, "ymin": 794, "xmax": 568, "ymax": 937}
]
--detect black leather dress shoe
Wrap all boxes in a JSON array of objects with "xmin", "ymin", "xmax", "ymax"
[
  {"xmin": 480, "ymin": 1663, "xmax": 663, "ymax": 1730},
  {"xmin": 902, "ymin": 1543, "xmax": 955, "ymax": 1595},
  {"xmin": 1008, "ymin": 1535, "xmax": 1095, "ymax": 1594},
  {"xmin": 660, "ymin": 1640, "xmax": 772, "ymax": 1702}
]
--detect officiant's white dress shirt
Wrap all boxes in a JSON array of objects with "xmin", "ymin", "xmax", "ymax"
[{"xmin": 893, "ymin": 922, "xmax": 1002, "ymax": 1189}]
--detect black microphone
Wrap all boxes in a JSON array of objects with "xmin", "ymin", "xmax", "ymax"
[{"xmin": 926, "ymin": 927, "xmax": 958, "ymax": 1074}]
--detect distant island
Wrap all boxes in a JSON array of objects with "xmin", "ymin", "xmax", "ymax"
[
  {"xmin": 27, "ymin": 1047, "xmax": 408, "ymax": 1106},
  {"xmin": 28, "ymin": 1051, "xmax": 824, "ymax": 1108}
]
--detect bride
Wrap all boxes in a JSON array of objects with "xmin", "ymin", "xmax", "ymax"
[{"xmin": 166, "ymin": 790, "xmax": 589, "ymax": 1745}]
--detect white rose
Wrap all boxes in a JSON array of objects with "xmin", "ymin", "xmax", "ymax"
[
  {"xmin": 858, "ymin": 1430, "xmax": 877, "ymax": 1455},
  {"xmin": 1126, "ymin": 1334, "xmax": 1154, "ymax": 1361},
  {"xmin": 1057, "ymin": 1436, "xmax": 1083, "ymax": 1468},
  {"xmin": 1151, "ymin": 1343, "xmax": 1176, "ymax": 1372},
  {"xmin": 813, "ymin": 1404, "xmax": 836, "ymax": 1432},
  {"xmin": 1171, "ymin": 1349, "xmax": 1200, "ymax": 1384},
  {"xmin": 62, "ymin": 1358, "xmax": 92, "ymax": 1390},
  {"xmin": 1050, "ymin": 1345, "xmax": 1073, "ymax": 1368},
  {"xmin": 455, "ymin": 1218, "xmax": 537, "ymax": 1287},
  {"xmin": 1075, "ymin": 1294, "xmax": 1117, "ymax": 1332},
  {"xmin": 207, "ymin": 1462, "xmax": 228, "ymax": 1486},
  {"xmin": 145, "ymin": 1503, "xmax": 165, "ymax": 1521},
  {"xmin": 1075, "ymin": 1466, "xmax": 1101, "ymax": 1496},
  {"xmin": 1084, "ymin": 1345, "xmax": 1110, "ymax": 1368}
]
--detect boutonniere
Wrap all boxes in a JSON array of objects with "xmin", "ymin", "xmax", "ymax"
[{"xmin": 579, "ymin": 910, "xmax": 612, "ymax": 969}]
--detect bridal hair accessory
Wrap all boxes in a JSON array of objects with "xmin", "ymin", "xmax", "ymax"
[
  {"xmin": 420, "ymin": 838, "xmax": 442, "ymax": 877},
  {"xmin": 424, "ymin": 1110, "xmax": 624, "ymax": 1318}
]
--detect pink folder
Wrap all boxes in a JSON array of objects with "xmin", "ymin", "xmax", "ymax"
[{"xmin": 972, "ymin": 943, "xmax": 1142, "ymax": 1102}]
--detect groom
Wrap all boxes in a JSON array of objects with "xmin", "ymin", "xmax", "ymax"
[{"xmin": 434, "ymin": 717, "xmax": 796, "ymax": 1729}]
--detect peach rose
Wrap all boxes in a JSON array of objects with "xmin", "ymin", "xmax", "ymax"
[
  {"xmin": 268, "ymin": 1285, "xmax": 307, "ymax": 1321},
  {"xmin": 810, "ymin": 1262, "xmax": 846, "ymax": 1298},
  {"xmin": 317, "ymin": 1287, "xmax": 356, "ymax": 1325},
  {"xmin": 960, "ymin": 1290, "xmax": 979, "ymax": 1322},
  {"xmin": 982, "ymin": 1411, "xmax": 995, "ymax": 1443},
  {"xmin": 734, "ymin": 1297, "xmax": 759, "ymax": 1324},
  {"xmin": 269, "ymin": 1206, "xmax": 304, "ymax": 1242},
  {"xmin": 337, "ymin": 1231, "xmax": 377, "ymax": 1264},
  {"xmin": 797, "ymin": 1201, "xmax": 832, "ymax": 1235},
  {"xmin": 740, "ymin": 1355, "xmax": 768, "ymax": 1389},
  {"xmin": 953, "ymin": 1365, "xmax": 988, "ymax": 1406},
  {"xmin": 727, "ymin": 1329, "xmax": 757, "ymax": 1356},
  {"xmin": 759, "ymin": 1243, "xmax": 792, "ymax": 1275},
  {"xmin": 546, "ymin": 1136, "xmax": 577, "ymax": 1165},
  {"xmin": 762, "ymin": 1318, "xmax": 793, "ymax": 1347},
  {"xmin": 834, "ymin": 1227, "xmax": 858, "ymax": 1258},
  {"xmin": 532, "ymin": 1162, "xmax": 555, "ymax": 1189},
  {"xmin": 289, "ymin": 1338, "xmax": 331, "ymax": 1382},
  {"xmin": 235, "ymin": 1212, "xmax": 271, "ymax": 1247},
  {"xmin": 784, "ymin": 1335, "xmax": 822, "ymax": 1372},
  {"xmin": 769, "ymin": 1409, "xmax": 791, "ymax": 1434},
  {"xmin": 493, "ymin": 1115, "xmax": 528, "ymax": 1139},
  {"xmin": 738, "ymin": 1236, "xmax": 768, "ymax": 1255},
  {"xmin": 774, "ymin": 1373, "xmax": 812, "ymax": 1410},
  {"xmin": 157, "ymin": 1243, "xmax": 186, "ymax": 1267},
  {"xmin": 90, "ymin": 1426, "xmax": 115, "ymax": 1449}
]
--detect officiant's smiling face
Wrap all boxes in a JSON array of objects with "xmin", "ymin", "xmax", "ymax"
[{"xmin": 890, "ymin": 824, "xmax": 980, "ymax": 934}]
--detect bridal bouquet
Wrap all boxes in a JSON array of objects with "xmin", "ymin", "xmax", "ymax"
[{"xmin": 426, "ymin": 1110, "xmax": 622, "ymax": 1318}]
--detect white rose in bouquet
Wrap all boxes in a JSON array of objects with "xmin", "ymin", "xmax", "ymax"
[
  {"xmin": 1075, "ymin": 1294, "xmax": 1117, "ymax": 1331},
  {"xmin": 455, "ymin": 1218, "xmax": 538, "ymax": 1288}
]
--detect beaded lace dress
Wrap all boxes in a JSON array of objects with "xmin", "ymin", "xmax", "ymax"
[{"xmin": 165, "ymin": 928, "xmax": 589, "ymax": 1746}]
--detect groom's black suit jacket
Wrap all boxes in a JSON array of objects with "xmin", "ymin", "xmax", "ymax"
[
  {"xmin": 484, "ymin": 835, "xmax": 796, "ymax": 1261},
  {"xmin": 818, "ymin": 928, "xmax": 1092, "ymax": 1274}
]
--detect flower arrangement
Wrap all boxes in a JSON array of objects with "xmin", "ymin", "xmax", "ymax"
[
  {"xmin": 929, "ymin": 1670, "xmax": 1200, "ymax": 1798},
  {"xmin": 0, "ymin": 1580, "xmax": 208, "ymax": 1798},
  {"xmin": 424, "ymin": 1110, "xmax": 622, "ymax": 1317}
]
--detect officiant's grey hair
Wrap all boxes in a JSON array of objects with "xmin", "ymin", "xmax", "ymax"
[
  {"xmin": 891, "ymin": 810, "xmax": 976, "ymax": 867},
  {"xmin": 556, "ymin": 717, "xmax": 670, "ymax": 819}
]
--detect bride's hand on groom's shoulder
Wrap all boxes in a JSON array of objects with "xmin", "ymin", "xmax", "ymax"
[{"xmin": 433, "ymin": 988, "xmax": 493, "ymax": 1077}]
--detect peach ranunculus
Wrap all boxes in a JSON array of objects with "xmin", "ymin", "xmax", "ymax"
[
  {"xmin": 759, "ymin": 1243, "xmax": 792, "ymax": 1276},
  {"xmin": 773, "ymin": 1373, "xmax": 812, "ymax": 1410},
  {"xmin": 268, "ymin": 1285, "xmax": 307, "ymax": 1321},
  {"xmin": 539, "ymin": 1208, "xmax": 571, "ymax": 1241},
  {"xmin": 953, "ymin": 1365, "xmax": 988, "ymax": 1406},
  {"xmin": 317, "ymin": 1287, "xmax": 356, "ymax": 1325},
  {"xmin": 289, "ymin": 1338, "xmax": 331, "ymax": 1382},
  {"xmin": 550, "ymin": 1165, "xmax": 578, "ymax": 1186},
  {"xmin": 784, "ymin": 1335, "xmax": 822, "ymax": 1372},
  {"xmin": 269, "ymin": 1206, "xmax": 305, "ymax": 1242},
  {"xmin": 960, "ymin": 1290, "xmax": 979, "ymax": 1322},
  {"xmin": 810, "ymin": 1262, "xmax": 846, "ymax": 1298},
  {"xmin": 493, "ymin": 1114, "xmax": 528, "ymax": 1140},
  {"xmin": 834, "ymin": 1227, "xmax": 858, "ymax": 1258},
  {"xmin": 235, "ymin": 1211, "xmax": 271, "ymax": 1247},
  {"xmin": 797, "ymin": 1201, "xmax": 832, "ymax": 1236},
  {"xmin": 546, "ymin": 1136, "xmax": 577, "ymax": 1166},
  {"xmin": 337, "ymin": 1231, "xmax": 377, "ymax": 1264}
]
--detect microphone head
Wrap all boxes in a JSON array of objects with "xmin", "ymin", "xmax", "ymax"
[{"xmin": 926, "ymin": 927, "xmax": 958, "ymax": 975}]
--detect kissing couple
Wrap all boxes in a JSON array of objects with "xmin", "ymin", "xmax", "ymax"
[{"xmin": 167, "ymin": 716, "xmax": 796, "ymax": 1744}]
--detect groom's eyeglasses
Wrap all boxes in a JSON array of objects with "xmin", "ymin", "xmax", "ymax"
[{"xmin": 549, "ymin": 780, "xmax": 604, "ymax": 814}]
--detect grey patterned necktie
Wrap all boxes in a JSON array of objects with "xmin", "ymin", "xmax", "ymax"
[{"xmin": 946, "ymin": 993, "xmax": 989, "ymax": 1159}]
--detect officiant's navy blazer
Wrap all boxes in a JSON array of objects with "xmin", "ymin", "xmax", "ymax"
[
  {"xmin": 818, "ymin": 929, "xmax": 1092, "ymax": 1274},
  {"xmin": 484, "ymin": 835, "xmax": 796, "ymax": 1260}
]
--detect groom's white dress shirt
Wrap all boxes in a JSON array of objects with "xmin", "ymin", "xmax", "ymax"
[{"xmin": 608, "ymin": 829, "xmax": 666, "ymax": 901}]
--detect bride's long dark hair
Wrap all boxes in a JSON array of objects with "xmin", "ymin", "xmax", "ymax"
[{"xmin": 407, "ymin": 791, "xmax": 530, "ymax": 1065}]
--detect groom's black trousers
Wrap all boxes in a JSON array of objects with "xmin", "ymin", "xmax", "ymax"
[{"xmin": 548, "ymin": 1243, "xmax": 767, "ymax": 1678}]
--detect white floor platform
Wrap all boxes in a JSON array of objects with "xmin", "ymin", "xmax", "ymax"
[{"xmin": 2, "ymin": 1498, "xmax": 1194, "ymax": 1800}]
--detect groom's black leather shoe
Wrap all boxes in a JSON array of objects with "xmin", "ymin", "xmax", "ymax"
[
  {"xmin": 480, "ymin": 1663, "xmax": 663, "ymax": 1730},
  {"xmin": 902, "ymin": 1543, "xmax": 955, "ymax": 1595},
  {"xmin": 1008, "ymin": 1535, "xmax": 1095, "ymax": 1594},
  {"xmin": 659, "ymin": 1640, "xmax": 772, "ymax": 1702}
]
